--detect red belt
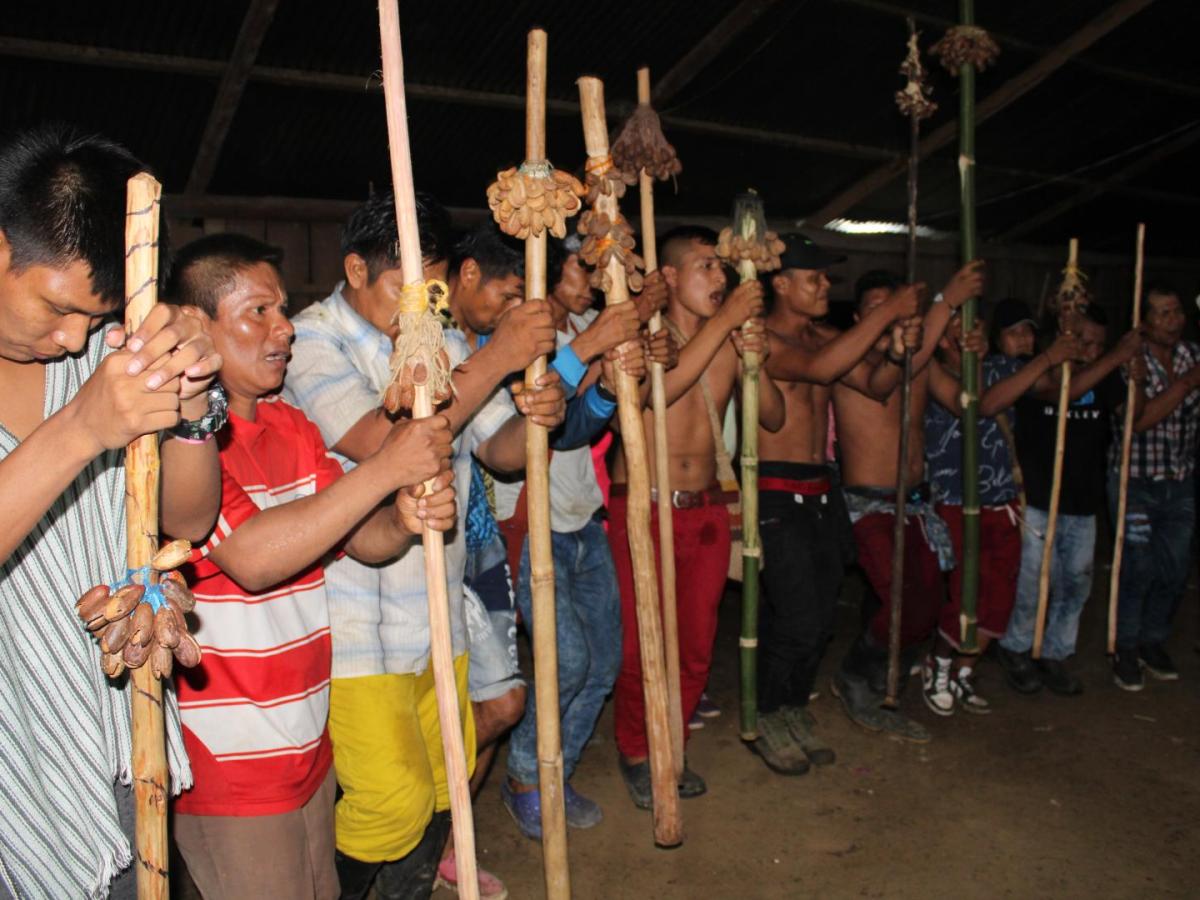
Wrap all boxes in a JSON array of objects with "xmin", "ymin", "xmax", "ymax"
[
  {"xmin": 759, "ymin": 476, "xmax": 832, "ymax": 496},
  {"xmin": 609, "ymin": 483, "xmax": 738, "ymax": 509}
]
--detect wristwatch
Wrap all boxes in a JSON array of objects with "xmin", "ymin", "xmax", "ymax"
[
  {"xmin": 595, "ymin": 379, "xmax": 618, "ymax": 403},
  {"xmin": 168, "ymin": 383, "xmax": 229, "ymax": 443}
]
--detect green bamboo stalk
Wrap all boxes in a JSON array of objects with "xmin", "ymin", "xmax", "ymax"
[
  {"xmin": 737, "ymin": 249, "xmax": 760, "ymax": 740},
  {"xmin": 957, "ymin": 0, "xmax": 980, "ymax": 652}
]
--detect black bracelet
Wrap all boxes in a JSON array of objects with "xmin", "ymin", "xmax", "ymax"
[
  {"xmin": 885, "ymin": 349, "xmax": 906, "ymax": 366},
  {"xmin": 595, "ymin": 380, "xmax": 617, "ymax": 403},
  {"xmin": 168, "ymin": 383, "xmax": 229, "ymax": 443}
]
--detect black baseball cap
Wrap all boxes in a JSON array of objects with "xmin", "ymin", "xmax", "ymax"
[
  {"xmin": 777, "ymin": 233, "xmax": 846, "ymax": 271},
  {"xmin": 992, "ymin": 297, "xmax": 1036, "ymax": 333}
]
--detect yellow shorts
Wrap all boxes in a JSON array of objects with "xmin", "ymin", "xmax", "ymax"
[{"xmin": 328, "ymin": 654, "xmax": 475, "ymax": 862}]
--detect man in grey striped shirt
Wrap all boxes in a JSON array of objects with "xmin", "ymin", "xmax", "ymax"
[{"xmin": 0, "ymin": 125, "xmax": 223, "ymax": 899}]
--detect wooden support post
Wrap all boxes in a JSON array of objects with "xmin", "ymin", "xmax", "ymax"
[
  {"xmin": 520, "ymin": 28, "xmax": 571, "ymax": 900},
  {"xmin": 1033, "ymin": 238, "xmax": 1079, "ymax": 661},
  {"xmin": 578, "ymin": 75, "xmax": 683, "ymax": 849},
  {"xmin": 377, "ymin": 4, "xmax": 479, "ymax": 897},
  {"xmin": 1108, "ymin": 223, "xmax": 1145, "ymax": 655},
  {"xmin": 123, "ymin": 172, "xmax": 169, "ymax": 900},
  {"xmin": 636, "ymin": 65, "xmax": 684, "ymax": 780}
]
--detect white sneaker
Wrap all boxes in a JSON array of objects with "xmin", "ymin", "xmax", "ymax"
[
  {"xmin": 921, "ymin": 655, "xmax": 955, "ymax": 716},
  {"xmin": 951, "ymin": 666, "xmax": 991, "ymax": 715}
]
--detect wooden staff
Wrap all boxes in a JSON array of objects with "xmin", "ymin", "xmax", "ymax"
[
  {"xmin": 1107, "ymin": 223, "xmax": 1145, "ymax": 655},
  {"xmin": 577, "ymin": 75, "xmax": 682, "ymax": 849},
  {"xmin": 123, "ymin": 172, "xmax": 169, "ymax": 899},
  {"xmin": 1033, "ymin": 238, "xmax": 1080, "ymax": 660},
  {"xmin": 635, "ymin": 66, "xmax": 684, "ymax": 779},
  {"xmin": 520, "ymin": 28, "xmax": 571, "ymax": 899},
  {"xmin": 377, "ymin": 5, "xmax": 478, "ymax": 896}
]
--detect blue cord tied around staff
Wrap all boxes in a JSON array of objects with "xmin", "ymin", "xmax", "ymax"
[{"xmin": 109, "ymin": 565, "xmax": 167, "ymax": 614}]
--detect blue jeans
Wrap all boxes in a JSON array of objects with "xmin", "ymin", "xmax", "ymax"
[
  {"xmin": 1108, "ymin": 473, "xmax": 1195, "ymax": 649},
  {"xmin": 1001, "ymin": 507, "xmax": 1095, "ymax": 661},
  {"xmin": 506, "ymin": 518, "xmax": 622, "ymax": 786}
]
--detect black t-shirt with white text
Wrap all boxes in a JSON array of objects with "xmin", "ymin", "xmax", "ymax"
[{"xmin": 1015, "ymin": 370, "xmax": 1124, "ymax": 516}]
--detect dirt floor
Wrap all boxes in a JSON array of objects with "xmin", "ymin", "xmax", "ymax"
[{"xmin": 176, "ymin": 560, "xmax": 1200, "ymax": 900}]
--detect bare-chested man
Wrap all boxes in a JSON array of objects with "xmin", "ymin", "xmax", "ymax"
[
  {"xmin": 830, "ymin": 262, "xmax": 984, "ymax": 742},
  {"xmin": 607, "ymin": 225, "xmax": 784, "ymax": 807},
  {"xmin": 752, "ymin": 236, "xmax": 921, "ymax": 774}
]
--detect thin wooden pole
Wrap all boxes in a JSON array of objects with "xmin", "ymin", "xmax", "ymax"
[
  {"xmin": 883, "ymin": 17, "xmax": 920, "ymax": 709},
  {"xmin": 123, "ymin": 172, "xmax": 169, "ymax": 900},
  {"xmin": 578, "ymin": 75, "xmax": 682, "ymax": 849},
  {"xmin": 637, "ymin": 65, "xmax": 684, "ymax": 780},
  {"xmin": 377, "ymin": 5, "xmax": 478, "ymax": 897},
  {"xmin": 957, "ymin": 0, "xmax": 981, "ymax": 654},
  {"xmin": 521, "ymin": 28, "xmax": 571, "ymax": 900},
  {"xmin": 1108, "ymin": 223, "xmax": 1145, "ymax": 655},
  {"xmin": 736, "ymin": 247, "xmax": 761, "ymax": 740},
  {"xmin": 1033, "ymin": 237, "xmax": 1078, "ymax": 661}
]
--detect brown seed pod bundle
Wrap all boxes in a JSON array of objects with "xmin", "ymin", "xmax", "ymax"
[
  {"xmin": 715, "ymin": 227, "xmax": 787, "ymax": 273},
  {"xmin": 578, "ymin": 209, "xmax": 644, "ymax": 293},
  {"xmin": 582, "ymin": 155, "xmax": 637, "ymax": 207},
  {"xmin": 487, "ymin": 161, "xmax": 585, "ymax": 240},
  {"xmin": 930, "ymin": 25, "xmax": 1000, "ymax": 74},
  {"xmin": 611, "ymin": 103, "xmax": 682, "ymax": 183},
  {"xmin": 895, "ymin": 30, "xmax": 937, "ymax": 120}
]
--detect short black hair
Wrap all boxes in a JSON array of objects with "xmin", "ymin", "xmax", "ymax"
[
  {"xmin": 167, "ymin": 233, "xmax": 284, "ymax": 319},
  {"xmin": 854, "ymin": 269, "xmax": 901, "ymax": 307},
  {"xmin": 1141, "ymin": 282, "xmax": 1181, "ymax": 318},
  {"xmin": 1082, "ymin": 303, "xmax": 1109, "ymax": 328},
  {"xmin": 659, "ymin": 225, "xmax": 718, "ymax": 270},
  {"xmin": 547, "ymin": 234, "xmax": 582, "ymax": 291},
  {"xmin": 0, "ymin": 123, "xmax": 159, "ymax": 303},
  {"xmin": 341, "ymin": 189, "xmax": 453, "ymax": 283},
  {"xmin": 452, "ymin": 222, "xmax": 524, "ymax": 283}
]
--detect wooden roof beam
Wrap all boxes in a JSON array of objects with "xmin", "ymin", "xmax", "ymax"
[
  {"xmin": 651, "ymin": 0, "xmax": 784, "ymax": 105},
  {"xmin": 998, "ymin": 123, "xmax": 1200, "ymax": 241},
  {"xmin": 804, "ymin": 0, "xmax": 1158, "ymax": 227},
  {"xmin": 184, "ymin": 0, "xmax": 280, "ymax": 195}
]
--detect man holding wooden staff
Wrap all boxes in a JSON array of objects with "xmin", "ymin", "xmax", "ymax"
[
  {"xmin": 1107, "ymin": 284, "xmax": 1200, "ymax": 690},
  {"xmin": 608, "ymin": 225, "xmax": 784, "ymax": 804},
  {"xmin": 986, "ymin": 305, "xmax": 1142, "ymax": 696},
  {"xmin": 285, "ymin": 198, "xmax": 564, "ymax": 899},
  {"xmin": 0, "ymin": 125, "xmax": 222, "ymax": 900}
]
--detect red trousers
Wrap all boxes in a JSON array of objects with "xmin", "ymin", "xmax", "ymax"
[
  {"xmin": 608, "ymin": 494, "xmax": 731, "ymax": 760},
  {"xmin": 854, "ymin": 512, "xmax": 943, "ymax": 649},
  {"xmin": 936, "ymin": 503, "xmax": 1021, "ymax": 647}
]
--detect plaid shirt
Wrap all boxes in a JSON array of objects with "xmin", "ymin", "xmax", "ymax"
[
  {"xmin": 1116, "ymin": 340, "xmax": 1200, "ymax": 481},
  {"xmin": 283, "ymin": 284, "xmax": 516, "ymax": 677}
]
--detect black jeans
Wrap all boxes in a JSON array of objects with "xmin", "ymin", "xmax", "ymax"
[{"xmin": 758, "ymin": 463, "xmax": 852, "ymax": 712}]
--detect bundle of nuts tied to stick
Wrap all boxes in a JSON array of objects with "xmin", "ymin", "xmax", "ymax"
[
  {"xmin": 75, "ymin": 538, "xmax": 202, "ymax": 679},
  {"xmin": 487, "ymin": 162, "xmax": 585, "ymax": 240},
  {"xmin": 611, "ymin": 101, "xmax": 683, "ymax": 184},
  {"xmin": 715, "ymin": 227, "xmax": 787, "ymax": 272}
]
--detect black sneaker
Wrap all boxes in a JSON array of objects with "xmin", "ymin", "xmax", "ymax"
[
  {"xmin": 678, "ymin": 764, "xmax": 708, "ymax": 798},
  {"xmin": 994, "ymin": 644, "xmax": 1043, "ymax": 694},
  {"xmin": 1113, "ymin": 648, "xmax": 1145, "ymax": 692},
  {"xmin": 617, "ymin": 757, "xmax": 652, "ymax": 810},
  {"xmin": 1036, "ymin": 658, "xmax": 1083, "ymax": 696},
  {"xmin": 1139, "ymin": 643, "xmax": 1180, "ymax": 681}
]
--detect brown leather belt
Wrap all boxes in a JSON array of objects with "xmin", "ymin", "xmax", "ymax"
[{"xmin": 609, "ymin": 483, "xmax": 738, "ymax": 509}]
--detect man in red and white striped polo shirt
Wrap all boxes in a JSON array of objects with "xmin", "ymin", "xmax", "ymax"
[{"xmin": 168, "ymin": 234, "xmax": 457, "ymax": 900}]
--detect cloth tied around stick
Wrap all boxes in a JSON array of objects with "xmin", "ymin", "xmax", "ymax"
[
  {"xmin": 930, "ymin": 25, "xmax": 1000, "ymax": 73},
  {"xmin": 488, "ymin": 160, "xmax": 586, "ymax": 240},
  {"xmin": 611, "ymin": 103, "xmax": 682, "ymax": 184},
  {"xmin": 384, "ymin": 278, "xmax": 455, "ymax": 414}
]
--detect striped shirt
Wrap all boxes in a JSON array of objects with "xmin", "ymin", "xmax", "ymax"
[
  {"xmin": 1115, "ymin": 341, "xmax": 1200, "ymax": 481},
  {"xmin": 175, "ymin": 396, "xmax": 340, "ymax": 816},
  {"xmin": 284, "ymin": 285, "xmax": 515, "ymax": 677},
  {"xmin": 0, "ymin": 326, "xmax": 191, "ymax": 900}
]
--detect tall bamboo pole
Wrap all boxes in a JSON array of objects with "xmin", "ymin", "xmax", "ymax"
[
  {"xmin": 636, "ymin": 66, "xmax": 684, "ymax": 779},
  {"xmin": 520, "ymin": 28, "xmax": 571, "ymax": 900},
  {"xmin": 957, "ymin": 0, "xmax": 981, "ymax": 653},
  {"xmin": 883, "ymin": 18, "xmax": 922, "ymax": 710},
  {"xmin": 124, "ymin": 172, "xmax": 169, "ymax": 900},
  {"xmin": 734, "ymin": 210, "xmax": 761, "ymax": 741},
  {"xmin": 578, "ymin": 75, "xmax": 682, "ymax": 849},
  {"xmin": 377, "ymin": 5, "xmax": 478, "ymax": 896},
  {"xmin": 1033, "ymin": 237, "xmax": 1079, "ymax": 661},
  {"xmin": 1107, "ymin": 223, "xmax": 1145, "ymax": 655}
]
